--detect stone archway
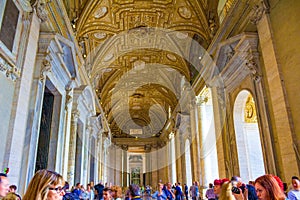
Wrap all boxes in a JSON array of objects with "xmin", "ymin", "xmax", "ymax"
[{"xmin": 233, "ymin": 90, "xmax": 265, "ymax": 182}]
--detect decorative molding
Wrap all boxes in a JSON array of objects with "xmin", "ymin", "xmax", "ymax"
[
  {"xmin": 262, "ymin": 0, "xmax": 270, "ymax": 13},
  {"xmin": 71, "ymin": 110, "xmax": 80, "ymax": 120},
  {"xmin": 33, "ymin": 0, "xmax": 49, "ymax": 22},
  {"xmin": 39, "ymin": 58, "xmax": 52, "ymax": 80},
  {"xmin": 86, "ymin": 125, "xmax": 93, "ymax": 136},
  {"xmin": 121, "ymin": 144, "xmax": 129, "ymax": 151},
  {"xmin": 157, "ymin": 140, "xmax": 166, "ymax": 148},
  {"xmin": 19, "ymin": 0, "xmax": 33, "ymax": 12},
  {"xmin": 249, "ymin": 2, "xmax": 265, "ymax": 25},
  {"xmin": 65, "ymin": 94, "xmax": 73, "ymax": 111},
  {"xmin": 209, "ymin": 18, "xmax": 217, "ymax": 38},
  {"xmin": 214, "ymin": 33, "xmax": 260, "ymax": 91},
  {"xmin": 245, "ymin": 58, "xmax": 261, "ymax": 81},
  {"xmin": 196, "ymin": 95, "xmax": 208, "ymax": 105},
  {"xmin": 178, "ymin": 6, "xmax": 192, "ymax": 19},
  {"xmin": 0, "ymin": 57, "xmax": 20, "ymax": 81},
  {"xmin": 144, "ymin": 144, "xmax": 151, "ymax": 152},
  {"xmin": 94, "ymin": 6, "xmax": 108, "ymax": 19}
]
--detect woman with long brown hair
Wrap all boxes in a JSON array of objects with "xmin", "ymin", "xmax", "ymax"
[
  {"xmin": 23, "ymin": 169, "xmax": 65, "ymax": 200},
  {"xmin": 254, "ymin": 174, "xmax": 286, "ymax": 200}
]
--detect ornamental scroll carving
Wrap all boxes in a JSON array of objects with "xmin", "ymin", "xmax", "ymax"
[
  {"xmin": 0, "ymin": 57, "xmax": 20, "ymax": 81},
  {"xmin": 40, "ymin": 58, "xmax": 52, "ymax": 80},
  {"xmin": 31, "ymin": 0, "xmax": 49, "ymax": 22},
  {"xmin": 249, "ymin": 3, "xmax": 265, "ymax": 25},
  {"xmin": 245, "ymin": 58, "xmax": 261, "ymax": 81},
  {"xmin": 71, "ymin": 110, "xmax": 80, "ymax": 121},
  {"xmin": 178, "ymin": 6, "xmax": 192, "ymax": 19},
  {"xmin": 121, "ymin": 145, "xmax": 129, "ymax": 151},
  {"xmin": 94, "ymin": 6, "xmax": 108, "ymax": 19}
]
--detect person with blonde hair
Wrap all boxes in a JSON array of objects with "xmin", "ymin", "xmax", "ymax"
[
  {"xmin": 254, "ymin": 174, "xmax": 286, "ymax": 200},
  {"xmin": 219, "ymin": 181, "xmax": 235, "ymax": 200},
  {"xmin": 111, "ymin": 185, "xmax": 123, "ymax": 200},
  {"xmin": 3, "ymin": 192, "xmax": 20, "ymax": 200},
  {"xmin": 219, "ymin": 181, "xmax": 245, "ymax": 200},
  {"xmin": 23, "ymin": 169, "xmax": 65, "ymax": 200}
]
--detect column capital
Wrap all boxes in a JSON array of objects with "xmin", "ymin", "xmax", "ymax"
[
  {"xmin": 245, "ymin": 58, "xmax": 261, "ymax": 82},
  {"xmin": 19, "ymin": 0, "xmax": 33, "ymax": 12},
  {"xmin": 144, "ymin": 144, "xmax": 151, "ymax": 152},
  {"xmin": 71, "ymin": 110, "xmax": 80, "ymax": 121},
  {"xmin": 40, "ymin": 58, "xmax": 52, "ymax": 80},
  {"xmin": 196, "ymin": 95, "xmax": 208, "ymax": 106},
  {"xmin": 64, "ymin": 95, "xmax": 73, "ymax": 111},
  {"xmin": 121, "ymin": 145, "xmax": 128, "ymax": 151},
  {"xmin": 33, "ymin": 0, "xmax": 50, "ymax": 23},
  {"xmin": 85, "ymin": 125, "xmax": 92, "ymax": 134},
  {"xmin": 250, "ymin": 2, "xmax": 268, "ymax": 25}
]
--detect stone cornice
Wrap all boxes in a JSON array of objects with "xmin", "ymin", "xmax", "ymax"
[
  {"xmin": 208, "ymin": 0, "xmax": 261, "ymax": 56},
  {"xmin": 112, "ymin": 137, "xmax": 167, "ymax": 151},
  {"xmin": 18, "ymin": 0, "xmax": 32, "ymax": 13},
  {"xmin": 215, "ymin": 32, "xmax": 260, "ymax": 92}
]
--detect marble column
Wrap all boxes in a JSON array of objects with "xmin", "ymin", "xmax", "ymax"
[
  {"xmin": 97, "ymin": 133, "xmax": 103, "ymax": 183},
  {"xmin": 175, "ymin": 129, "xmax": 182, "ymax": 183},
  {"xmin": 168, "ymin": 133, "xmax": 176, "ymax": 184},
  {"xmin": 211, "ymin": 86, "xmax": 227, "ymax": 178},
  {"xmin": 247, "ymin": 58, "xmax": 277, "ymax": 175},
  {"xmin": 191, "ymin": 99, "xmax": 201, "ymax": 184},
  {"xmin": 67, "ymin": 110, "xmax": 80, "ymax": 186},
  {"xmin": 252, "ymin": 3, "xmax": 299, "ymax": 179},
  {"xmin": 122, "ymin": 147, "xmax": 128, "ymax": 187},
  {"xmin": 62, "ymin": 87, "xmax": 73, "ymax": 178},
  {"xmin": 144, "ymin": 145, "xmax": 151, "ymax": 186},
  {"xmin": 151, "ymin": 148, "xmax": 158, "ymax": 187},
  {"xmin": 82, "ymin": 126, "xmax": 92, "ymax": 186},
  {"xmin": 8, "ymin": 11, "xmax": 41, "ymax": 193},
  {"xmin": 108, "ymin": 145, "xmax": 115, "ymax": 185},
  {"xmin": 19, "ymin": 58, "xmax": 49, "ymax": 193},
  {"xmin": 115, "ymin": 147, "xmax": 122, "ymax": 185},
  {"xmin": 103, "ymin": 138, "xmax": 110, "ymax": 184},
  {"xmin": 158, "ymin": 146, "xmax": 168, "ymax": 183}
]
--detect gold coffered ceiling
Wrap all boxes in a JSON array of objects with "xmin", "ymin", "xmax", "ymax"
[{"xmin": 63, "ymin": 0, "xmax": 217, "ymax": 146}]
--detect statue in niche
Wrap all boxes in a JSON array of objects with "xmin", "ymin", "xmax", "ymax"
[
  {"xmin": 224, "ymin": 45, "xmax": 235, "ymax": 65},
  {"xmin": 209, "ymin": 18, "xmax": 217, "ymax": 37},
  {"xmin": 245, "ymin": 95, "xmax": 257, "ymax": 123}
]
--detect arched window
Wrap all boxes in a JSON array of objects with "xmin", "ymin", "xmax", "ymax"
[{"xmin": 233, "ymin": 90, "xmax": 265, "ymax": 182}]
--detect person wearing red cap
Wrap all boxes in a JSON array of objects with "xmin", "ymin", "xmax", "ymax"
[{"xmin": 214, "ymin": 179, "xmax": 229, "ymax": 199}]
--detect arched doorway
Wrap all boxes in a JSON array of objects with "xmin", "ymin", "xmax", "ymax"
[{"xmin": 233, "ymin": 90, "xmax": 265, "ymax": 182}]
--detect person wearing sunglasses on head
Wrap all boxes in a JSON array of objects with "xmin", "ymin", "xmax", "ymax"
[{"xmin": 23, "ymin": 169, "xmax": 65, "ymax": 200}]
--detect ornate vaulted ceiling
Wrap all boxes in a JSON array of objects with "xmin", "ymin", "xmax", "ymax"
[{"xmin": 62, "ymin": 0, "xmax": 218, "ymax": 149}]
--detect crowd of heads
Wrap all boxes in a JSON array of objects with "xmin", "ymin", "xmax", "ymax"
[
  {"xmin": 210, "ymin": 174, "xmax": 300, "ymax": 200},
  {"xmin": 0, "ymin": 169, "xmax": 299, "ymax": 200}
]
